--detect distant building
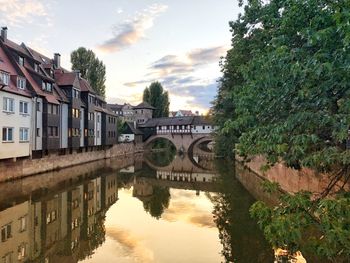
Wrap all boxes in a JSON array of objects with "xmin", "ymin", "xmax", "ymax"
[
  {"xmin": 107, "ymin": 101, "xmax": 155, "ymax": 124},
  {"xmin": 118, "ymin": 122, "xmax": 143, "ymax": 144},
  {"xmin": 169, "ymin": 110, "xmax": 199, "ymax": 117},
  {"xmin": 133, "ymin": 102, "xmax": 155, "ymax": 124}
]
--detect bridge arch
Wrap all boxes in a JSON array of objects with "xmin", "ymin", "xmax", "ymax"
[{"xmin": 144, "ymin": 133, "xmax": 213, "ymax": 153}]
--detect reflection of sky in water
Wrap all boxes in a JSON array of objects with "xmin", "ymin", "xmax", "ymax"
[{"xmin": 81, "ymin": 188, "xmax": 221, "ymax": 263}]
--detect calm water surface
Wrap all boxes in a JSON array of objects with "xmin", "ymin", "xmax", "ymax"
[{"xmin": 0, "ymin": 152, "xmax": 275, "ymax": 263}]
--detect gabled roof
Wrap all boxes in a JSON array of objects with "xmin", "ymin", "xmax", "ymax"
[
  {"xmin": 0, "ymin": 45, "xmax": 32, "ymax": 98},
  {"xmin": 79, "ymin": 77, "xmax": 95, "ymax": 94},
  {"xmin": 55, "ymin": 71, "xmax": 80, "ymax": 88},
  {"xmin": 107, "ymin": 103, "xmax": 123, "ymax": 111},
  {"xmin": 133, "ymin": 101, "xmax": 156, "ymax": 110},
  {"xmin": 125, "ymin": 122, "xmax": 144, "ymax": 135}
]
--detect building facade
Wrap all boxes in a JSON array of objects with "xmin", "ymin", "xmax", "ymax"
[{"xmin": 0, "ymin": 27, "xmax": 118, "ymax": 161}]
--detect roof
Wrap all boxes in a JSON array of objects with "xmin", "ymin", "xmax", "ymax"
[
  {"xmin": 133, "ymin": 101, "xmax": 156, "ymax": 110},
  {"xmin": 79, "ymin": 77, "xmax": 95, "ymax": 94},
  {"xmin": 139, "ymin": 116, "xmax": 212, "ymax": 128},
  {"xmin": 55, "ymin": 71, "xmax": 80, "ymax": 88},
  {"xmin": 126, "ymin": 122, "xmax": 144, "ymax": 135},
  {"xmin": 107, "ymin": 103, "xmax": 123, "ymax": 111},
  {"xmin": 0, "ymin": 44, "xmax": 32, "ymax": 98}
]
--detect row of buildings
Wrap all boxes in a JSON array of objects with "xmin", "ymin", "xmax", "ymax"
[{"xmin": 0, "ymin": 27, "xmax": 155, "ymax": 161}]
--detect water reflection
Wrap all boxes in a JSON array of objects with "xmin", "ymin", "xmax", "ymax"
[{"xmin": 0, "ymin": 152, "xmax": 276, "ymax": 263}]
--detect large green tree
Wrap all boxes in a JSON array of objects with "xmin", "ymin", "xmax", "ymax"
[
  {"xmin": 143, "ymin": 81, "xmax": 170, "ymax": 118},
  {"xmin": 71, "ymin": 47, "xmax": 106, "ymax": 97},
  {"xmin": 213, "ymin": 0, "xmax": 350, "ymax": 259}
]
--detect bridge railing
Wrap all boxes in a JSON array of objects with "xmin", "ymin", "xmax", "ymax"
[{"xmin": 157, "ymin": 129, "xmax": 192, "ymax": 135}]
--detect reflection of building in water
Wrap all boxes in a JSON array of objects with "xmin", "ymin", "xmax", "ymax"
[
  {"xmin": 105, "ymin": 174, "xmax": 118, "ymax": 207},
  {"xmin": 156, "ymin": 171, "xmax": 217, "ymax": 183},
  {"xmin": 0, "ymin": 174, "xmax": 119, "ymax": 263},
  {"xmin": 0, "ymin": 201, "xmax": 31, "ymax": 263},
  {"xmin": 132, "ymin": 177, "xmax": 154, "ymax": 200}
]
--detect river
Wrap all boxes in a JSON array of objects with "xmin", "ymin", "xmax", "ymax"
[{"xmin": 0, "ymin": 151, "xmax": 333, "ymax": 262}]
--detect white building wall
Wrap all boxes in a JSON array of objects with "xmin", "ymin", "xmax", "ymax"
[
  {"xmin": 95, "ymin": 112, "xmax": 102, "ymax": 146},
  {"xmin": 33, "ymin": 97, "xmax": 43, "ymax": 151},
  {"xmin": 60, "ymin": 103, "xmax": 68, "ymax": 149},
  {"xmin": 80, "ymin": 108, "xmax": 85, "ymax": 147},
  {"xmin": 0, "ymin": 91, "xmax": 32, "ymax": 159},
  {"xmin": 118, "ymin": 134, "xmax": 134, "ymax": 142},
  {"xmin": 191, "ymin": 125, "xmax": 215, "ymax": 134}
]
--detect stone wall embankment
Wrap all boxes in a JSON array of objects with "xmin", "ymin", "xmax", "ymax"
[{"xmin": 0, "ymin": 142, "xmax": 143, "ymax": 182}]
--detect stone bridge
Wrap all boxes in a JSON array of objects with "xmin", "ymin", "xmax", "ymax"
[{"xmin": 139, "ymin": 116, "xmax": 216, "ymax": 153}]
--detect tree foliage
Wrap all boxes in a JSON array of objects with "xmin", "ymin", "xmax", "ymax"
[
  {"xmin": 212, "ymin": 0, "xmax": 350, "ymax": 259},
  {"xmin": 250, "ymin": 183, "xmax": 350, "ymax": 261},
  {"xmin": 143, "ymin": 81, "xmax": 170, "ymax": 118},
  {"xmin": 71, "ymin": 47, "xmax": 106, "ymax": 97},
  {"xmin": 142, "ymin": 186, "xmax": 170, "ymax": 219}
]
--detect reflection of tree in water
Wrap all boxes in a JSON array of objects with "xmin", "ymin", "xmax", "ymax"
[
  {"xmin": 146, "ymin": 145, "xmax": 176, "ymax": 167},
  {"xmin": 212, "ymin": 160, "xmax": 273, "ymax": 263},
  {"xmin": 143, "ymin": 186, "xmax": 171, "ymax": 219}
]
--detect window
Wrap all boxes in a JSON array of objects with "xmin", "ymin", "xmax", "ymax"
[
  {"xmin": 19, "ymin": 128, "xmax": 29, "ymax": 142},
  {"xmin": 2, "ymin": 127, "xmax": 14, "ymax": 142},
  {"xmin": 97, "ymin": 115, "xmax": 100, "ymax": 123},
  {"xmin": 46, "ymin": 83, "xmax": 52, "ymax": 92},
  {"xmin": 42, "ymin": 81, "xmax": 52, "ymax": 92},
  {"xmin": 0, "ymin": 71, "xmax": 10, "ymax": 85},
  {"xmin": 3, "ymin": 252, "xmax": 12, "ymax": 263},
  {"xmin": 48, "ymin": 126, "xmax": 58, "ymax": 137},
  {"xmin": 17, "ymin": 77, "xmax": 26, "ymax": 89},
  {"xmin": 48, "ymin": 104, "xmax": 59, "ymax": 115},
  {"xmin": 36, "ymin": 128, "xmax": 40, "ymax": 137},
  {"xmin": 36, "ymin": 101, "xmax": 41, "ymax": 111},
  {"xmin": 1, "ymin": 223, "xmax": 12, "ymax": 242},
  {"xmin": 3, "ymin": 97, "xmax": 14, "ymax": 112},
  {"xmin": 18, "ymin": 243, "xmax": 26, "ymax": 260},
  {"xmin": 19, "ymin": 217, "xmax": 26, "ymax": 232},
  {"xmin": 72, "ymin": 89, "xmax": 79, "ymax": 99},
  {"xmin": 34, "ymin": 63, "xmax": 39, "ymax": 72},
  {"xmin": 19, "ymin": 56, "xmax": 24, "ymax": 66},
  {"xmin": 19, "ymin": 101, "xmax": 29, "ymax": 114},
  {"xmin": 72, "ymin": 108, "xmax": 79, "ymax": 118}
]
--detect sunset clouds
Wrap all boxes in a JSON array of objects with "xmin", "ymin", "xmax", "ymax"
[
  {"xmin": 0, "ymin": 0, "xmax": 51, "ymax": 27},
  {"xmin": 98, "ymin": 4, "xmax": 168, "ymax": 53}
]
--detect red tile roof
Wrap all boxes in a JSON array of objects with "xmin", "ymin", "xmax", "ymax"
[
  {"xmin": 0, "ymin": 45, "xmax": 31, "ymax": 97},
  {"xmin": 79, "ymin": 77, "xmax": 95, "ymax": 94}
]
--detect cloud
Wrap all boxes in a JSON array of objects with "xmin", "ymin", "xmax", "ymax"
[
  {"xmin": 148, "ymin": 46, "xmax": 226, "ymax": 78},
  {"xmin": 162, "ymin": 200, "xmax": 216, "ymax": 228},
  {"xmin": 98, "ymin": 4, "xmax": 168, "ymax": 53},
  {"xmin": 0, "ymin": 0, "xmax": 51, "ymax": 27},
  {"xmin": 120, "ymin": 45, "xmax": 226, "ymax": 111},
  {"xmin": 107, "ymin": 227, "xmax": 154, "ymax": 263}
]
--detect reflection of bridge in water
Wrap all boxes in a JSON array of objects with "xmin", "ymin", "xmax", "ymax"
[{"xmin": 133, "ymin": 152, "xmax": 219, "ymax": 194}]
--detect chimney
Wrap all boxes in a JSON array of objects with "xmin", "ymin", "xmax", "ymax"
[
  {"xmin": 74, "ymin": 70, "xmax": 81, "ymax": 78},
  {"xmin": 1, "ymin": 27, "xmax": 7, "ymax": 41},
  {"xmin": 53, "ymin": 53, "xmax": 61, "ymax": 68}
]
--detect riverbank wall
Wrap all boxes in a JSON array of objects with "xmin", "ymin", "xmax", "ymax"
[
  {"xmin": 0, "ymin": 142, "xmax": 143, "ymax": 182},
  {"xmin": 239, "ymin": 155, "xmax": 349, "ymax": 195}
]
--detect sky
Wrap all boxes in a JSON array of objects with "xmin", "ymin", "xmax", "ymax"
[{"xmin": 0, "ymin": 0, "xmax": 242, "ymax": 113}]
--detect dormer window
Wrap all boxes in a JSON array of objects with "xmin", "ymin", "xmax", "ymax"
[
  {"xmin": 17, "ymin": 77, "xmax": 26, "ymax": 89},
  {"xmin": 42, "ymin": 81, "xmax": 53, "ymax": 92},
  {"xmin": 19, "ymin": 56, "xmax": 24, "ymax": 66},
  {"xmin": 47, "ymin": 82, "xmax": 52, "ymax": 92},
  {"xmin": 0, "ymin": 71, "xmax": 10, "ymax": 85}
]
